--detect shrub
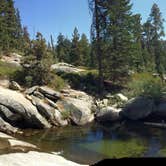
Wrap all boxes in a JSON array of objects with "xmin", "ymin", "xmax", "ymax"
[
  {"xmin": 127, "ymin": 72, "xmax": 166, "ymax": 100},
  {"xmin": 0, "ymin": 61, "xmax": 21, "ymax": 79},
  {"xmin": 48, "ymin": 74, "xmax": 66, "ymax": 91},
  {"xmin": 57, "ymin": 69, "xmax": 99, "ymax": 95}
]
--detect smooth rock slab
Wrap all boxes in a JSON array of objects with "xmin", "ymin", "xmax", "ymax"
[
  {"xmin": 0, "ymin": 151, "xmax": 87, "ymax": 166},
  {"xmin": 0, "ymin": 86, "xmax": 50, "ymax": 128},
  {"xmin": 0, "ymin": 132, "xmax": 14, "ymax": 139},
  {"xmin": 8, "ymin": 139, "xmax": 37, "ymax": 149},
  {"xmin": 57, "ymin": 97, "xmax": 94, "ymax": 125}
]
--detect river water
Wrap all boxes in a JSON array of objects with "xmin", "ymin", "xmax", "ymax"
[{"xmin": 14, "ymin": 121, "xmax": 166, "ymax": 165}]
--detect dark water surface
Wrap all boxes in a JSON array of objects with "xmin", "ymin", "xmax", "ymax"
[{"xmin": 14, "ymin": 122, "xmax": 166, "ymax": 165}]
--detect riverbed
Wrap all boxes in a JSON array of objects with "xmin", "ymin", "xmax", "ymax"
[{"xmin": 13, "ymin": 122, "xmax": 166, "ymax": 165}]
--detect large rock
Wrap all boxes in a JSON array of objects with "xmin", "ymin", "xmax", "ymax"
[
  {"xmin": 39, "ymin": 86, "xmax": 61, "ymax": 101},
  {"xmin": 1, "ymin": 53, "xmax": 22, "ymax": 67},
  {"xmin": 0, "ymin": 117, "xmax": 19, "ymax": 134},
  {"xmin": 51, "ymin": 63, "xmax": 85, "ymax": 74},
  {"xmin": 116, "ymin": 93, "xmax": 128, "ymax": 102},
  {"xmin": 0, "ymin": 105, "xmax": 22, "ymax": 123},
  {"xmin": 0, "ymin": 86, "xmax": 50, "ymax": 129},
  {"xmin": 57, "ymin": 97, "xmax": 94, "ymax": 125},
  {"xmin": 153, "ymin": 99, "xmax": 166, "ymax": 117},
  {"xmin": 25, "ymin": 86, "xmax": 39, "ymax": 95},
  {"xmin": 32, "ymin": 96, "xmax": 68, "ymax": 126},
  {"xmin": 121, "ymin": 97, "xmax": 155, "ymax": 120},
  {"xmin": 96, "ymin": 106, "xmax": 122, "ymax": 122},
  {"xmin": 0, "ymin": 151, "xmax": 87, "ymax": 166},
  {"xmin": 0, "ymin": 132, "xmax": 14, "ymax": 139},
  {"xmin": 9, "ymin": 81, "xmax": 22, "ymax": 91},
  {"xmin": 8, "ymin": 139, "xmax": 38, "ymax": 152}
]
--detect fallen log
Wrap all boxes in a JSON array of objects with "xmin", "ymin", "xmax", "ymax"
[{"xmin": 144, "ymin": 121, "xmax": 166, "ymax": 128}]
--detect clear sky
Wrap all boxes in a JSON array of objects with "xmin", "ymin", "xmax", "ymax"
[{"xmin": 14, "ymin": 0, "xmax": 166, "ymax": 42}]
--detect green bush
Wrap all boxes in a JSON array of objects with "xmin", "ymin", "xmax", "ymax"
[
  {"xmin": 58, "ymin": 70, "xmax": 99, "ymax": 95},
  {"xmin": 127, "ymin": 72, "xmax": 166, "ymax": 100},
  {"xmin": 48, "ymin": 74, "xmax": 66, "ymax": 91},
  {"xmin": 0, "ymin": 61, "xmax": 21, "ymax": 79}
]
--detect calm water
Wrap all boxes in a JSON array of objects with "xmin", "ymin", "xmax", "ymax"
[{"xmin": 14, "ymin": 122, "xmax": 166, "ymax": 165}]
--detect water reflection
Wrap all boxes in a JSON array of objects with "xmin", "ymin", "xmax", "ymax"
[{"xmin": 12, "ymin": 122, "xmax": 166, "ymax": 165}]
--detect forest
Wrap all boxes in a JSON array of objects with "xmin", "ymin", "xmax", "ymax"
[
  {"xmin": 0, "ymin": 0, "xmax": 166, "ymax": 97},
  {"xmin": 1, "ymin": 0, "xmax": 166, "ymax": 165}
]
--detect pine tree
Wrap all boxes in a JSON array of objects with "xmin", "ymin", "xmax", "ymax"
[
  {"xmin": 5, "ymin": 0, "xmax": 17, "ymax": 50},
  {"xmin": 79, "ymin": 33, "xmax": 90, "ymax": 66},
  {"xmin": 56, "ymin": 33, "xmax": 71, "ymax": 63},
  {"xmin": 22, "ymin": 26, "xmax": 31, "ymax": 53},
  {"xmin": 89, "ymin": 0, "xmax": 106, "ymax": 95},
  {"xmin": 22, "ymin": 32, "xmax": 53, "ymax": 86},
  {"xmin": 104, "ymin": 0, "xmax": 134, "ymax": 84},
  {"xmin": 70, "ymin": 27, "xmax": 81, "ymax": 66},
  {"xmin": 148, "ymin": 3, "xmax": 165, "ymax": 76},
  {"xmin": 0, "ymin": 0, "xmax": 7, "ymax": 51},
  {"xmin": 15, "ymin": 8, "xmax": 23, "ymax": 51},
  {"xmin": 0, "ymin": 0, "xmax": 24, "ymax": 52},
  {"xmin": 130, "ymin": 14, "xmax": 144, "ymax": 72}
]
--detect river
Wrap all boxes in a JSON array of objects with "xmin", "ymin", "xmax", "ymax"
[{"xmin": 14, "ymin": 121, "xmax": 166, "ymax": 165}]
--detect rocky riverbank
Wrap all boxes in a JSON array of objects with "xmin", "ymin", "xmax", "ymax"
[
  {"xmin": 0, "ymin": 84, "xmax": 96, "ymax": 134},
  {"xmin": 1, "ymin": 80, "xmax": 166, "ymax": 135},
  {"xmin": 0, "ymin": 132, "xmax": 87, "ymax": 166}
]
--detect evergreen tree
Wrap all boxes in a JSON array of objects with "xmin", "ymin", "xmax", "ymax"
[
  {"xmin": 22, "ymin": 32, "xmax": 53, "ymax": 86},
  {"xmin": 79, "ymin": 33, "xmax": 90, "ymax": 66},
  {"xmin": 50, "ymin": 34, "xmax": 57, "ymax": 61},
  {"xmin": 89, "ymin": 0, "xmax": 106, "ymax": 95},
  {"xmin": 0, "ymin": 0, "xmax": 7, "ymax": 51},
  {"xmin": 5, "ymin": 0, "xmax": 17, "ymax": 50},
  {"xmin": 56, "ymin": 33, "xmax": 71, "ymax": 63},
  {"xmin": 15, "ymin": 8, "xmax": 23, "ymax": 50},
  {"xmin": 130, "ymin": 14, "xmax": 144, "ymax": 72},
  {"xmin": 148, "ymin": 3, "xmax": 165, "ymax": 76},
  {"xmin": 0, "ymin": 0, "xmax": 24, "ymax": 52},
  {"xmin": 70, "ymin": 27, "xmax": 81, "ymax": 66}
]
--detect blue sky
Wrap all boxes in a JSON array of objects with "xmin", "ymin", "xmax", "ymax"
[{"xmin": 14, "ymin": 0, "xmax": 166, "ymax": 42}]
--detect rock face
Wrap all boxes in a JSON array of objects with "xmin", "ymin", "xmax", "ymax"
[
  {"xmin": 1, "ymin": 53, "xmax": 22, "ymax": 67},
  {"xmin": 32, "ymin": 96, "xmax": 68, "ymax": 126},
  {"xmin": 96, "ymin": 106, "xmax": 122, "ymax": 122},
  {"xmin": 57, "ymin": 97, "xmax": 94, "ymax": 125},
  {"xmin": 0, "ymin": 117, "xmax": 19, "ymax": 134},
  {"xmin": 51, "ymin": 63, "xmax": 85, "ymax": 74},
  {"xmin": 121, "ymin": 97, "xmax": 155, "ymax": 120},
  {"xmin": 0, "ymin": 151, "xmax": 87, "ymax": 166},
  {"xmin": 153, "ymin": 99, "xmax": 166, "ymax": 117},
  {"xmin": 0, "ymin": 104, "xmax": 22, "ymax": 123},
  {"xmin": 38, "ymin": 86, "xmax": 61, "ymax": 101},
  {"xmin": 0, "ymin": 86, "xmax": 50, "ymax": 129},
  {"xmin": 116, "ymin": 93, "xmax": 128, "ymax": 102},
  {"xmin": 0, "ymin": 84, "xmax": 96, "ymax": 131},
  {"xmin": 9, "ymin": 81, "xmax": 22, "ymax": 91}
]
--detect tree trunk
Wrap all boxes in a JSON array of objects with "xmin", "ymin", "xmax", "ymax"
[{"xmin": 95, "ymin": 0, "xmax": 104, "ymax": 97}]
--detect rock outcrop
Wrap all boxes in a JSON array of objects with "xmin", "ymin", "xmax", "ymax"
[
  {"xmin": 1, "ymin": 53, "xmax": 22, "ymax": 67},
  {"xmin": 0, "ymin": 85, "xmax": 95, "ymax": 132},
  {"xmin": 51, "ymin": 63, "xmax": 85, "ymax": 74},
  {"xmin": 0, "ymin": 151, "xmax": 87, "ymax": 166},
  {"xmin": 57, "ymin": 97, "xmax": 94, "ymax": 125},
  {"xmin": 96, "ymin": 106, "xmax": 122, "ymax": 122},
  {"xmin": 121, "ymin": 97, "xmax": 155, "ymax": 120},
  {"xmin": 0, "ymin": 86, "xmax": 51, "ymax": 129},
  {"xmin": 9, "ymin": 81, "xmax": 22, "ymax": 91}
]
